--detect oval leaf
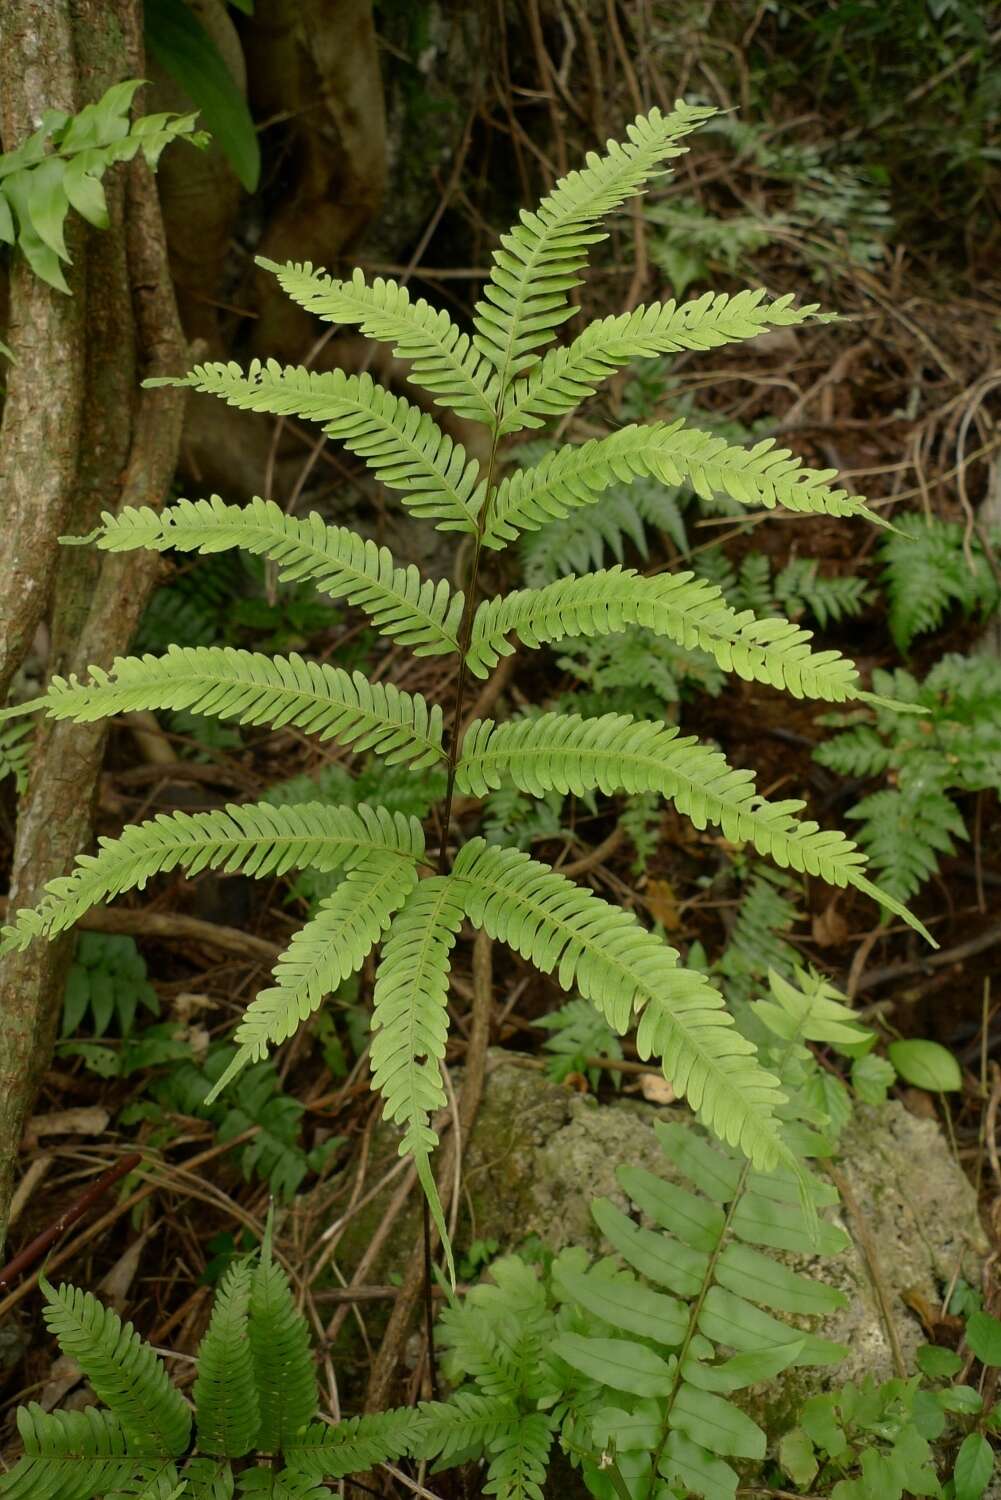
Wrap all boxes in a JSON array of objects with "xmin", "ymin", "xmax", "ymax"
[
  {"xmin": 552, "ymin": 1333, "xmax": 672, "ymax": 1397},
  {"xmin": 888, "ymin": 1039, "xmax": 961, "ymax": 1092}
]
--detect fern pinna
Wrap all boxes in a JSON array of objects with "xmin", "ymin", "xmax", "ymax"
[{"xmin": 1, "ymin": 103, "xmax": 930, "ymax": 1272}]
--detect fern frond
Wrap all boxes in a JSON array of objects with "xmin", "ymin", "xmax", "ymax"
[
  {"xmin": 880, "ymin": 510, "xmax": 1000, "ymax": 651},
  {"xmin": 27, "ymin": 646, "xmax": 446, "ymax": 770},
  {"xmin": 500, "ymin": 290, "xmax": 821, "ymax": 434},
  {"xmin": 482, "ymin": 419, "xmax": 882, "ymax": 550},
  {"xmin": 160, "ymin": 363, "xmax": 483, "ymax": 533},
  {"xmin": 409, "ymin": 1393, "xmax": 518, "ymax": 1467},
  {"xmin": 258, "ymin": 261, "xmax": 498, "ymax": 425},
  {"xmin": 451, "ymin": 839, "xmax": 790, "ymax": 1170},
  {"xmin": 1, "ymin": 801, "xmax": 424, "ymax": 954},
  {"xmin": 370, "ymin": 876, "xmax": 466, "ymax": 1270},
  {"xmin": 249, "ymin": 1239, "xmax": 317, "ymax": 1455},
  {"xmin": 473, "ymin": 101, "xmax": 715, "ymax": 390},
  {"xmin": 192, "ymin": 1260, "xmax": 260, "ymax": 1458},
  {"xmin": 482, "ymin": 1413, "xmax": 552, "ymax": 1500},
  {"xmin": 75, "ymin": 498, "xmax": 462, "ymax": 656},
  {"xmin": 456, "ymin": 712, "xmax": 928, "ymax": 938},
  {"xmin": 39, "ymin": 1279, "xmax": 190, "ymax": 1459},
  {"xmin": 285, "ymin": 1410, "xmax": 421, "ymax": 1481},
  {"xmin": 847, "ymin": 786, "xmax": 966, "ymax": 905},
  {"xmin": 520, "ymin": 475, "xmax": 686, "ymax": 586},
  {"xmin": 0, "ymin": 1406, "xmax": 141, "ymax": 1500},
  {"xmin": 467, "ymin": 566, "xmax": 863, "ymax": 702},
  {"xmin": 207, "ymin": 852, "xmax": 418, "ymax": 1099}
]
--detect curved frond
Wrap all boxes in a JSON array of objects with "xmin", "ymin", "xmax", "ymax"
[
  {"xmin": 409, "ymin": 1393, "xmax": 518, "ymax": 1467},
  {"xmin": 457, "ymin": 713, "xmax": 930, "ymax": 939},
  {"xmin": 76, "ymin": 497, "xmax": 462, "ymax": 655},
  {"xmin": 483, "ymin": 420, "xmax": 882, "ymax": 550},
  {"xmin": 285, "ymin": 1410, "xmax": 421, "ymax": 1481},
  {"xmin": 0, "ymin": 1406, "xmax": 140, "ymax": 1500},
  {"xmin": 467, "ymin": 566, "xmax": 862, "ymax": 702},
  {"xmin": 451, "ymin": 839, "xmax": 789, "ymax": 1169},
  {"xmin": 39, "ymin": 1279, "xmax": 190, "ymax": 1460},
  {"xmin": 500, "ymin": 290, "xmax": 824, "ymax": 434},
  {"xmin": 370, "ymin": 876, "xmax": 466, "ymax": 1269},
  {"xmin": 249, "ymin": 1239, "xmax": 317, "ymax": 1454},
  {"xmin": 473, "ymin": 101, "xmax": 715, "ymax": 390},
  {"xmin": 192, "ymin": 1260, "xmax": 260, "ymax": 1458},
  {"xmin": 208, "ymin": 852, "xmax": 419, "ymax": 1099},
  {"xmin": 1, "ymin": 801, "xmax": 424, "ymax": 954},
  {"xmin": 29, "ymin": 647, "xmax": 446, "ymax": 769},
  {"xmin": 163, "ymin": 362, "xmax": 483, "ymax": 533},
  {"xmin": 259, "ymin": 261, "xmax": 498, "ymax": 425}
]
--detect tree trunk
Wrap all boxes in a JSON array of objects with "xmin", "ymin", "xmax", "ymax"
[{"xmin": 0, "ymin": 0, "xmax": 187, "ymax": 1254}]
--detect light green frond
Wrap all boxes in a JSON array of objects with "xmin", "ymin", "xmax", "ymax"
[
  {"xmin": 473, "ymin": 101, "xmax": 715, "ymax": 390},
  {"xmin": 1, "ymin": 801, "xmax": 424, "ymax": 955},
  {"xmin": 192, "ymin": 1260, "xmax": 260, "ymax": 1458},
  {"xmin": 207, "ymin": 852, "xmax": 418, "ymax": 1100},
  {"xmin": 482, "ymin": 1412, "xmax": 553, "ymax": 1500},
  {"xmin": 285, "ymin": 1410, "xmax": 422, "ymax": 1481},
  {"xmin": 39, "ymin": 1279, "xmax": 190, "ymax": 1460},
  {"xmin": 456, "ymin": 713, "xmax": 930, "ymax": 940},
  {"xmin": 467, "ymin": 566, "xmax": 862, "ymax": 702},
  {"xmin": 161, "ymin": 362, "xmax": 483, "ymax": 534},
  {"xmin": 26, "ymin": 647, "xmax": 445, "ymax": 769},
  {"xmin": 72, "ymin": 497, "xmax": 462, "ymax": 656},
  {"xmin": 249, "ymin": 1240, "xmax": 317, "ymax": 1455},
  {"xmin": 500, "ymin": 290, "xmax": 823, "ymax": 434},
  {"xmin": 0, "ymin": 1406, "xmax": 140, "ymax": 1500},
  {"xmin": 483, "ymin": 419, "xmax": 881, "ymax": 550},
  {"xmin": 451, "ymin": 839, "xmax": 790, "ymax": 1170},
  {"xmin": 370, "ymin": 875, "xmax": 466, "ymax": 1271},
  {"xmin": 258, "ymin": 261, "xmax": 498, "ymax": 425}
]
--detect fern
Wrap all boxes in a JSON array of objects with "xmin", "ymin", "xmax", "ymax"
[
  {"xmin": 249, "ymin": 1231, "xmax": 317, "ymax": 1454},
  {"xmin": 192, "ymin": 1261, "xmax": 260, "ymax": 1457},
  {"xmin": 0, "ymin": 717, "xmax": 33, "ymax": 795},
  {"xmin": 0, "ymin": 78, "xmax": 204, "ymax": 292},
  {"xmin": 816, "ymin": 654, "xmax": 1001, "ymax": 901},
  {"xmin": 538, "ymin": 997, "xmax": 624, "ymax": 1090},
  {"xmin": 62, "ymin": 932, "xmax": 159, "ymax": 1039},
  {"xmin": 879, "ymin": 509, "xmax": 1000, "ymax": 650},
  {"xmin": 520, "ymin": 471, "xmax": 687, "ymax": 586},
  {"xmin": 4, "ymin": 104, "xmax": 931, "ymax": 1278}
]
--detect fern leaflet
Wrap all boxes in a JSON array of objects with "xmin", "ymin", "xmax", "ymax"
[
  {"xmin": 257, "ymin": 261, "xmax": 498, "ymax": 425},
  {"xmin": 483, "ymin": 420, "xmax": 882, "ymax": 549},
  {"xmin": 20, "ymin": 645, "xmax": 445, "ymax": 769},
  {"xmin": 0, "ymin": 802, "xmax": 424, "ymax": 953},
  {"xmin": 370, "ymin": 876, "xmax": 466, "ymax": 1273},
  {"xmin": 193, "ymin": 1260, "xmax": 260, "ymax": 1458},
  {"xmin": 285, "ymin": 1410, "xmax": 421, "ymax": 1481},
  {"xmin": 450, "ymin": 839, "xmax": 792, "ymax": 1172},
  {"xmin": 457, "ymin": 712, "xmax": 929, "ymax": 938},
  {"xmin": 0, "ymin": 1406, "xmax": 149, "ymax": 1500},
  {"xmin": 467, "ymin": 565, "xmax": 864, "ymax": 702},
  {"xmin": 501, "ymin": 289, "xmax": 823, "ymax": 434},
  {"xmin": 249, "ymin": 1235, "xmax": 317, "ymax": 1455},
  {"xmin": 38, "ymin": 1278, "xmax": 190, "ymax": 1459},
  {"xmin": 156, "ymin": 362, "xmax": 483, "ymax": 533},
  {"xmin": 71, "ymin": 497, "xmax": 463, "ymax": 655}
]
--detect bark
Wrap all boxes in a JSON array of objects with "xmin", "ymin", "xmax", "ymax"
[
  {"xmin": 0, "ymin": 1, "xmax": 186, "ymax": 1253},
  {"xmin": 0, "ymin": 3, "xmax": 86, "ymax": 702}
]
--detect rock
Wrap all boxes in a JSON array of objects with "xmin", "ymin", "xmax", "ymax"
[{"xmin": 334, "ymin": 1052, "xmax": 988, "ymax": 1416}]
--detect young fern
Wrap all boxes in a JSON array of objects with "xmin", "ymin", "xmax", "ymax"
[{"xmin": 2, "ymin": 102, "xmax": 932, "ymax": 1277}]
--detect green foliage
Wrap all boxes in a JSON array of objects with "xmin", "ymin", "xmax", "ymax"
[
  {"xmin": 2, "ymin": 104, "xmax": 929, "ymax": 1277},
  {"xmin": 0, "ymin": 717, "xmax": 32, "ymax": 795},
  {"xmin": 714, "ymin": 867, "xmax": 802, "ymax": 1006},
  {"xmin": 537, "ymin": 997, "xmax": 623, "ymax": 1091},
  {"xmin": 697, "ymin": 549, "xmax": 871, "ymax": 630},
  {"xmin": 815, "ymin": 654, "xmax": 1001, "ymax": 902},
  {"xmin": 144, "ymin": 0, "xmax": 260, "ymax": 190},
  {"xmin": 61, "ymin": 932, "xmax": 159, "ymax": 1039},
  {"xmin": 879, "ymin": 511, "xmax": 1000, "ymax": 651},
  {"xmin": 0, "ymin": 79, "xmax": 204, "ymax": 292}
]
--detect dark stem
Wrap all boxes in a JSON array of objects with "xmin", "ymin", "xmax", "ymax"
[
  {"xmin": 422, "ymin": 1196, "xmax": 441, "ymax": 1401},
  {"xmin": 0, "ymin": 1151, "xmax": 143, "ymax": 1290}
]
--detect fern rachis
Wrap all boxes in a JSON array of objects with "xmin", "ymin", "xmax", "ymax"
[{"xmin": 2, "ymin": 103, "xmax": 931, "ymax": 1278}]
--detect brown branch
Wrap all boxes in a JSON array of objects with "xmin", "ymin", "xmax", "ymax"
[{"xmin": 0, "ymin": 1151, "xmax": 142, "ymax": 1291}]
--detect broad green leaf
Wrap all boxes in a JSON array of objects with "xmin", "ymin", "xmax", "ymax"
[
  {"xmin": 63, "ymin": 152, "xmax": 110, "ymax": 228},
  {"xmin": 682, "ymin": 1341, "xmax": 804, "ymax": 1393},
  {"xmin": 966, "ymin": 1310, "xmax": 1001, "ymax": 1367},
  {"xmin": 732, "ymin": 1188, "xmax": 847, "ymax": 1256},
  {"xmin": 779, "ymin": 1427, "xmax": 818, "ymax": 1487},
  {"xmin": 661, "ymin": 1429, "xmax": 738, "ymax": 1500},
  {"xmin": 590, "ymin": 1400, "xmax": 662, "ymax": 1454},
  {"xmin": 698, "ymin": 1287, "xmax": 846, "ymax": 1367},
  {"xmin": 887, "ymin": 1038, "xmax": 962, "ymax": 1092},
  {"xmin": 591, "ymin": 1197, "xmax": 707, "ymax": 1297},
  {"xmin": 852, "ymin": 1052, "xmax": 896, "ymax": 1106},
  {"xmin": 556, "ymin": 1267, "xmax": 688, "ymax": 1346},
  {"xmin": 671, "ymin": 1383, "xmax": 766, "ymax": 1459},
  {"xmin": 954, "ymin": 1432, "xmax": 995, "ymax": 1500},
  {"xmin": 654, "ymin": 1121, "xmax": 743, "ymax": 1202},
  {"xmin": 915, "ymin": 1343, "xmax": 963, "ymax": 1379},
  {"xmin": 939, "ymin": 1384, "xmax": 983, "ymax": 1414},
  {"xmin": 799, "ymin": 1392, "xmax": 848, "ymax": 1458},
  {"xmin": 552, "ymin": 1333, "xmax": 673, "ymax": 1397},
  {"xmin": 25, "ymin": 157, "xmax": 70, "ymax": 258},
  {"xmin": 145, "ymin": 0, "xmax": 261, "ymax": 190},
  {"xmin": 617, "ymin": 1164, "xmax": 726, "ymax": 1251},
  {"xmin": 715, "ymin": 1242, "xmax": 847, "ymax": 1317}
]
